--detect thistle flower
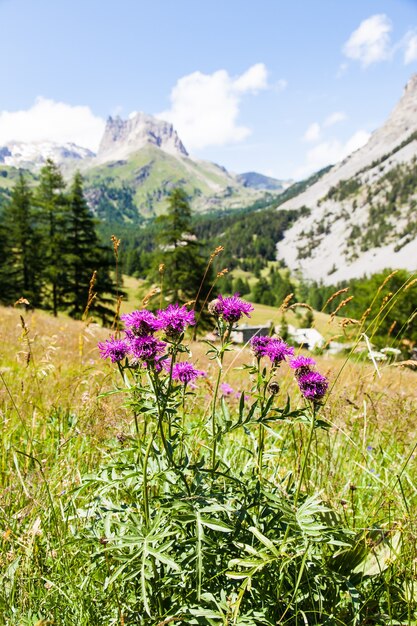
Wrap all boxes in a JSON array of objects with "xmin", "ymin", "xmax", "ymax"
[
  {"xmin": 266, "ymin": 339, "xmax": 294, "ymax": 365},
  {"xmin": 157, "ymin": 304, "xmax": 195, "ymax": 337},
  {"xmin": 210, "ymin": 293, "xmax": 254, "ymax": 323},
  {"xmin": 289, "ymin": 355, "xmax": 316, "ymax": 369},
  {"xmin": 289, "ymin": 355, "xmax": 316, "ymax": 377},
  {"xmin": 250, "ymin": 335, "xmax": 271, "ymax": 358},
  {"xmin": 130, "ymin": 335, "xmax": 166, "ymax": 361},
  {"xmin": 98, "ymin": 337, "xmax": 129, "ymax": 363},
  {"xmin": 121, "ymin": 310, "xmax": 159, "ymax": 336},
  {"xmin": 170, "ymin": 361, "xmax": 205, "ymax": 385},
  {"xmin": 297, "ymin": 370, "xmax": 329, "ymax": 401}
]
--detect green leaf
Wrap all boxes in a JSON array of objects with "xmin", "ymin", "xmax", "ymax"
[
  {"xmin": 200, "ymin": 517, "xmax": 233, "ymax": 533},
  {"xmin": 249, "ymin": 526, "xmax": 280, "ymax": 557}
]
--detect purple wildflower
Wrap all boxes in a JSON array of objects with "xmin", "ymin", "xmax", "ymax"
[
  {"xmin": 266, "ymin": 339, "xmax": 294, "ymax": 365},
  {"xmin": 297, "ymin": 370, "xmax": 329, "ymax": 401},
  {"xmin": 289, "ymin": 355, "xmax": 316, "ymax": 370},
  {"xmin": 129, "ymin": 335, "xmax": 166, "ymax": 362},
  {"xmin": 289, "ymin": 355, "xmax": 316, "ymax": 378},
  {"xmin": 170, "ymin": 361, "xmax": 205, "ymax": 385},
  {"xmin": 211, "ymin": 294, "xmax": 254, "ymax": 324},
  {"xmin": 220, "ymin": 382, "xmax": 235, "ymax": 396},
  {"xmin": 121, "ymin": 310, "xmax": 159, "ymax": 336},
  {"xmin": 98, "ymin": 337, "xmax": 129, "ymax": 363},
  {"xmin": 156, "ymin": 304, "xmax": 195, "ymax": 337},
  {"xmin": 250, "ymin": 335, "xmax": 272, "ymax": 358}
]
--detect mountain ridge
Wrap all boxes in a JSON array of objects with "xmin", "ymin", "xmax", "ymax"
[{"xmin": 276, "ymin": 73, "xmax": 417, "ymax": 283}]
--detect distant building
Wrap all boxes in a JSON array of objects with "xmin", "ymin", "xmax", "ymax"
[
  {"xmin": 232, "ymin": 324, "xmax": 271, "ymax": 344},
  {"xmin": 286, "ymin": 325, "xmax": 324, "ymax": 350}
]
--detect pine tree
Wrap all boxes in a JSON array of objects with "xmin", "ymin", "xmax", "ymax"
[
  {"xmin": 65, "ymin": 172, "xmax": 118, "ymax": 322},
  {"xmin": 154, "ymin": 188, "xmax": 213, "ymax": 323},
  {"xmin": 35, "ymin": 159, "xmax": 69, "ymax": 316},
  {"xmin": 0, "ymin": 172, "xmax": 42, "ymax": 306},
  {"xmin": 64, "ymin": 172, "xmax": 100, "ymax": 317}
]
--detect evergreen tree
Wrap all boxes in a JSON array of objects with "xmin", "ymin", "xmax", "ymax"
[
  {"xmin": 65, "ymin": 172, "xmax": 118, "ymax": 322},
  {"xmin": 154, "ymin": 188, "xmax": 214, "ymax": 326},
  {"xmin": 233, "ymin": 276, "xmax": 250, "ymax": 296},
  {"xmin": 0, "ymin": 172, "xmax": 42, "ymax": 306},
  {"xmin": 303, "ymin": 308, "xmax": 315, "ymax": 328},
  {"xmin": 35, "ymin": 159, "xmax": 69, "ymax": 316},
  {"xmin": 252, "ymin": 277, "xmax": 275, "ymax": 306}
]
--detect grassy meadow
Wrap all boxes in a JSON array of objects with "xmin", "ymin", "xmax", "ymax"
[{"xmin": 0, "ymin": 286, "xmax": 417, "ymax": 625}]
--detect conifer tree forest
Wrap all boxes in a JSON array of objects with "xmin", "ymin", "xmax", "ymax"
[{"xmin": 0, "ymin": 160, "xmax": 117, "ymax": 322}]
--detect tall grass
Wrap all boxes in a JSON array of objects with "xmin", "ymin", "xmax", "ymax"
[{"xmin": 0, "ymin": 274, "xmax": 416, "ymax": 625}]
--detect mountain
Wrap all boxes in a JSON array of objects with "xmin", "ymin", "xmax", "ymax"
[
  {"xmin": 236, "ymin": 171, "xmax": 292, "ymax": 191},
  {"xmin": 83, "ymin": 145, "xmax": 270, "ymax": 220},
  {"xmin": 276, "ymin": 74, "xmax": 417, "ymax": 284},
  {"xmin": 0, "ymin": 141, "xmax": 95, "ymax": 169},
  {"xmin": 0, "ymin": 112, "xmax": 272, "ymax": 220},
  {"xmin": 97, "ymin": 112, "xmax": 189, "ymax": 162}
]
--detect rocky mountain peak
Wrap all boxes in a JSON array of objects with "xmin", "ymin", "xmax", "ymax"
[
  {"xmin": 97, "ymin": 112, "xmax": 189, "ymax": 163},
  {"xmin": 276, "ymin": 73, "xmax": 417, "ymax": 284}
]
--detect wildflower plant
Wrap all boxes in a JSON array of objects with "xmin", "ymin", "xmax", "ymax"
[{"xmin": 74, "ymin": 296, "xmax": 403, "ymax": 625}]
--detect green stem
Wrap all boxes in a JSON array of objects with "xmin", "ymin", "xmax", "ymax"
[
  {"xmin": 150, "ymin": 364, "xmax": 192, "ymax": 497},
  {"xmin": 180, "ymin": 385, "xmax": 186, "ymax": 459},
  {"xmin": 210, "ymin": 324, "xmax": 233, "ymax": 473},
  {"xmin": 275, "ymin": 404, "xmax": 317, "ymax": 606},
  {"xmin": 142, "ymin": 430, "xmax": 156, "ymax": 528},
  {"xmin": 257, "ymin": 424, "xmax": 265, "ymax": 479},
  {"xmin": 256, "ymin": 360, "xmax": 269, "ymax": 481},
  {"xmin": 211, "ymin": 366, "xmax": 223, "ymax": 472},
  {"xmin": 294, "ymin": 404, "xmax": 316, "ymax": 506}
]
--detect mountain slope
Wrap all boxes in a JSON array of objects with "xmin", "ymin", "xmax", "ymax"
[
  {"xmin": 83, "ymin": 145, "xmax": 264, "ymax": 220},
  {"xmin": 236, "ymin": 171, "xmax": 292, "ymax": 191},
  {"xmin": 0, "ymin": 112, "xmax": 270, "ymax": 220},
  {"xmin": 276, "ymin": 74, "xmax": 417, "ymax": 283}
]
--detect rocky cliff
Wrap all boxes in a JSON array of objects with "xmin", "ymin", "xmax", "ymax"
[
  {"xmin": 96, "ymin": 112, "xmax": 189, "ymax": 163},
  {"xmin": 277, "ymin": 74, "xmax": 417, "ymax": 283}
]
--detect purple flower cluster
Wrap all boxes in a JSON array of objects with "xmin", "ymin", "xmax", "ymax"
[
  {"xmin": 98, "ymin": 337, "xmax": 129, "ymax": 363},
  {"xmin": 297, "ymin": 371, "xmax": 329, "ymax": 401},
  {"xmin": 249, "ymin": 336, "xmax": 328, "ymax": 402},
  {"xmin": 121, "ymin": 310, "xmax": 159, "ymax": 336},
  {"xmin": 250, "ymin": 335, "xmax": 294, "ymax": 365},
  {"xmin": 210, "ymin": 294, "xmax": 254, "ymax": 324},
  {"xmin": 130, "ymin": 336, "xmax": 166, "ymax": 362},
  {"xmin": 98, "ymin": 304, "xmax": 198, "ymax": 381},
  {"xmin": 157, "ymin": 304, "xmax": 196, "ymax": 338},
  {"xmin": 289, "ymin": 356, "xmax": 328, "ymax": 402}
]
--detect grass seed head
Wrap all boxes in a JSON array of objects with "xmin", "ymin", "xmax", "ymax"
[{"xmin": 322, "ymin": 288, "xmax": 349, "ymax": 312}]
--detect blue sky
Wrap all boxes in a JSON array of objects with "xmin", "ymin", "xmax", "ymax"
[{"xmin": 1, "ymin": 0, "xmax": 417, "ymax": 179}]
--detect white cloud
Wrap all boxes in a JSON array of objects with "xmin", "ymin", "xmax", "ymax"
[
  {"xmin": 157, "ymin": 64, "xmax": 269, "ymax": 151},
  {"xmin": 404, "ymin": 32, "xmax": 417, "ymax": 64},
  {"xmin": 0, "ymin": 97, "xmax": 105, "ymax": 150},
  {"xmin": 303, "ymin": 122, "xmax": 321, "ymax": 142},
  {"xmin": 324, "ymin": 111, "xmax": 347, "ymax": 127},
  {"xmin": 303, "ymin": 112, "xmax": 347, "ymax": 143},
  {"xmin": 343, "ymin": 14, "xmax": 392, "ymax": 67},
  {"xmin": 295, "ymin": 129, "xmax": 371, "ymax": 179},
  {"xmin": 233, "ymin": 63, "xmax": 268, "ymax": 93}
]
